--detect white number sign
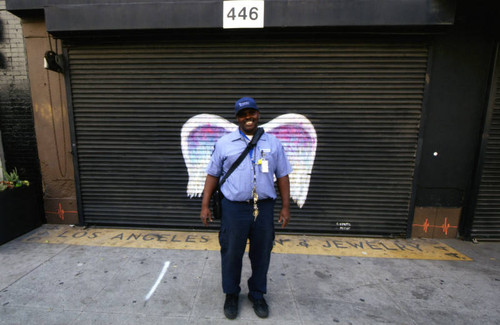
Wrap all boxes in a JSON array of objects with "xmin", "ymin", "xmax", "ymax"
[{"xmin": 223, "ymin": 0, "xmax": 264, "ymax": 29}]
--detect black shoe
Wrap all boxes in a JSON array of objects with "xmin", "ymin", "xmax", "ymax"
[
  {"xmin": 248, "ymin": 294, "xmax": 269, "ymax": 318},
  {"xmin": 224, "ymin": 294, "xmax": 239, "ymax": 319}
]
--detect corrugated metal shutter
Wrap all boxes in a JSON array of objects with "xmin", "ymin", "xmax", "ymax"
[
  {"xmin": 470, "ymin": 48, "xmax": 500, "ymax": 240},
  {"xmin": 67, "ymin": 33, "xmax": 428, "ymax": 236}
]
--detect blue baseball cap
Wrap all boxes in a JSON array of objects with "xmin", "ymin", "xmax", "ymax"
[{"xmin": 234, "ymin": 97, "xmax": 259, "ymax": 115}]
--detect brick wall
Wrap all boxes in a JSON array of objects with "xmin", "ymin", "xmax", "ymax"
[{"xmin": 0, "ymin": 0, "xmax": 43, "ymax": 204}]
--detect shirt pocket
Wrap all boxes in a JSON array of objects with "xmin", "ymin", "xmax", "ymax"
[
  {"xmin": 259, "ymin": 146, "xmax": 276, "ymax": 169},
  {"xmin": 257, "ymin": 147, "xmax": 271, "ymax": 162}
]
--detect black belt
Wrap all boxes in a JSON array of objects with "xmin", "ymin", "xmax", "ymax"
[{"xmin": 230, "ymin": 198, "xmax": 275, "ymax": 204}]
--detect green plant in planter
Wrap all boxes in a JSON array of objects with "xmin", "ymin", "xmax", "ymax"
[{"xmin": 1, "ymin": 168, "xmax": 29, "ymax": 191}]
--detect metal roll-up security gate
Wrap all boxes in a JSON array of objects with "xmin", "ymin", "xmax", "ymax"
[
  {"xmin": 469, "ymin": 48, "xmax": 500, "ymax": 240},
  {"xmin": 67, "ymin": 33, "xmax": 428, "ymax": 236}
]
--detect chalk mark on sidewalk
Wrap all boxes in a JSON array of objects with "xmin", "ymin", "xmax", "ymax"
[{"xmin": 144, "ymin": 261, "xmax": 170, "ymax": 306}]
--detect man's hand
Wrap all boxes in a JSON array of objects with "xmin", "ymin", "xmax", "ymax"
[
  {"xmin": 200, "ymin": 207, "xmax": 213, "ymax": 226},
  {"xmin": 277, "ymin": 175, "xmax": 291, "ymax": 228},
  {"xmin": 200, "ymin": 174, "xmax": 219, "ymax": 226},
  {"xmin": 278, "ymin": 206, "xmax": 290, "ymax": 228}
]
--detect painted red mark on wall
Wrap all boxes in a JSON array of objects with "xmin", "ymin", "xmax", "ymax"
[
  {"xmin": 413, "ymin": 217, "xmax": 457, "ymax": 235},
  {"xmin": 45, "ymin": 203, "xmax": 77, "ymax": 221}
]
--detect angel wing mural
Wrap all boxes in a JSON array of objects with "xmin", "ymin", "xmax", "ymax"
[{"xmin": 181, "ymin": 114, "xmax": 317, "ymax": 208}]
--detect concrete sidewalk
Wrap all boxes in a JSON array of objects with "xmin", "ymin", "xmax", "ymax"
[{"xmin": 0, "ymin": 226, "xmax": 499, "ymax": 325}]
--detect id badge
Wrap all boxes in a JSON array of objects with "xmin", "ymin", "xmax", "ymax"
[{"xmin": 261, "ymin": 159, "xmax": 269, "ymax": 173}]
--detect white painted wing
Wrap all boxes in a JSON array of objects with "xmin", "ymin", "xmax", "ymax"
[
  {"xmin": 181, "ymin": 113, "xmax": 317, "ymax": 208},
  {"xmin": 181, "ymin": 114, "xmax": 236, "ymax": 198},
  {"xmin": 262, "ymin": 114, "xmax": 317, "ymax": 208}
]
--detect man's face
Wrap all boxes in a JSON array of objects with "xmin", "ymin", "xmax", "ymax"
[{"xmin": 236, "ymin": 108, "xmax": 260, "ymax": 135}]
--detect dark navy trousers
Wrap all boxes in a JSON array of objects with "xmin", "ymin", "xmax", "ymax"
[{"xmin": 219, "ymin": 197, "xmax": 275, "ymax": 299}]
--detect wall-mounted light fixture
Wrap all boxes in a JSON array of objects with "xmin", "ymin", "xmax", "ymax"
[{"xmin": 44, "ymin": 50, "xmax": 64, "ymax": 73}]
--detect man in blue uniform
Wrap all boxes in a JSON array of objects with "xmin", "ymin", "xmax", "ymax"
[{"xmin": 200, "ymin": 97, "xmax": 292, "ymax": 319}]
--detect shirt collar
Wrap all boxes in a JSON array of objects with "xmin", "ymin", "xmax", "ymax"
[{"xmin": 230, "ymin": 128, "xmax": 267, "ymax": 142}]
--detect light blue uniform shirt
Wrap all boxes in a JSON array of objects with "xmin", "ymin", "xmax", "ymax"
[{"xmin": 206, "ymin": 129, "xmax": 292, "ymax": 202}]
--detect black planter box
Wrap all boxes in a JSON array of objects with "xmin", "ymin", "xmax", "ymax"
[{"xmin": 0, "ymin": 186, "xmax": 44, "ymax": 245}]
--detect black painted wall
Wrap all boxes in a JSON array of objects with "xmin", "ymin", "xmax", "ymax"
[
  {"xmin": 415, "ymin": 1, "xmax": 499, "ymax": 207},
  {"xmin": 0, "ymin": 87, "xmax": 41, "ymax": 185}
]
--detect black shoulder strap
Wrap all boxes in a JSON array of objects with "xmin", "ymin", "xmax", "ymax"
[{"xmin": 219, "ymin": 127, "xmax": 264, "ymax": 187}]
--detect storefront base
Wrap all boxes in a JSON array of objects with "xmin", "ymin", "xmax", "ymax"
[{"xmin": 411, "ymin": 207, "xmax": 461, "ymax": 239}]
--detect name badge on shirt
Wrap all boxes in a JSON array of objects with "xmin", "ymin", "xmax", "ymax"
[
  {"xmin": 261, "ymin": 159, "xmax": 269, "ymax": 173},
  {"xmin": 259, "ymin": 149, "xmax": 270, "ymax": 173}
]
